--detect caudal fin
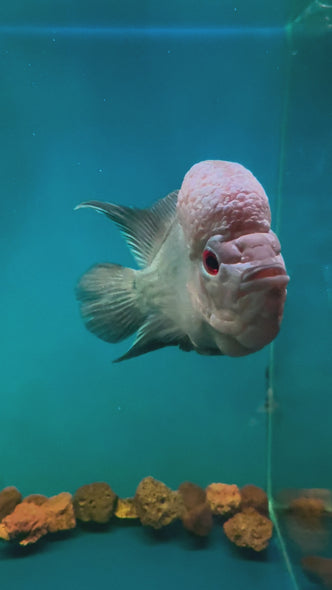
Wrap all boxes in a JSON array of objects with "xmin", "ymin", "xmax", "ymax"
[{"xmin": 76, "ymin": 263, "xmax": 145, "ymax": 344}]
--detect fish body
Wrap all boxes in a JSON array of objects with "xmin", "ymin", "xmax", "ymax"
[{"xmin": 76, "ymin": 160, "xmax": 289, "ymax": 361}]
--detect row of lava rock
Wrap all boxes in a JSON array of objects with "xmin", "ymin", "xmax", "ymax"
[{"xmin": 0, "ymin": 477, "xmax": 273, "ymax": 552}]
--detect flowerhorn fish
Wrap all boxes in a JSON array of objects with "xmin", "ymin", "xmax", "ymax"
[{"xmin": 76, "ymin": 160, "xmax": 289, "ymax": 362}]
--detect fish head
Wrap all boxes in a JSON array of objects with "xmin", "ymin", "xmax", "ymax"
[
  {"xmin": 177, "ymin": 160, "xmax": 289, "ymax": 356},
  {"xmin": 197, "ymin": 230, "xmax": 289, "ymax": 354}
]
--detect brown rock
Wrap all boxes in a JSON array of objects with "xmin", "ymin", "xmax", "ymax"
[
  {"xmin": 43, "ymin": 492, "xmax": 76, "ymax": 533},
  {"xmin": 0, "ymin": 502, "xmax": 48, "ymax": 545},
  {"xmin": 303, "ymin": 489, "xmax": 332, "ymax": 512},
  {"xmin": 182, "ymin": 503, "xmax": 213, "ymax": 536},
  {"xmin": 285, "ymin": 512, "xmax": 329, "ymax": 554},
  {"xmin": 206, "ymin": 483, "xmax": 241, "ymax": 516},
  {"xmin": 178, "ymin": 482, "xmax": 212, "ymax": 537},
  {"xmin": 0, "ymin": 487, "xmax": 22, "ymax": 521},
  {"xmin": 290, "ymin": 497, "xmax": 326, "ymax": 520},
  {"xmin": 178, "ymin": 482, "xmax": 206, "ymax": 510},
  {"xmin": 240, "ymin": 485, "xmax": 269, "ymax": 516},
  {"xmin": 223, "ymin": 507, "xmax": 273, "ymax": 551},
  {"xmin": 302, "ymin": 556, "xmax": 332, "ymax": 588},
  {"xmin": 277, "ymin": 488, "xmax": 332, "ymax": 512},
  {"xmin": 73, "ymin": 482, "xmax": 117, "ymax": 524},
  {"xmin": 115, "ymin": 498, "xmax": 138, "ymax": 519},
  {"xmin": 23, "ymin": 494, "xmax": 48, "ymax": 506},
  {"xmin": 284, "ymin": 496, "xmax": 329, "ymax": 554},
  {"xmin": 134, "ymin": 476, "xmax": 183, "ymax": 529}
]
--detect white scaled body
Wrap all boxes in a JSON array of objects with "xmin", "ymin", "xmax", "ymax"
[{"xmin": 76, "ymin": 161, "xmax": 289, "ymax": 362}]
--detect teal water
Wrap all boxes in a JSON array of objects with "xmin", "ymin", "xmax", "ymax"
[
  {"xmin": 1, "ymin": 524, "xmax": 294, "ymax": 590},
  {"xmin": 271, "ymin": 26, "xmax": 332, "ymax": 590},
  {"xmin": 1, "ymin": 29, "xmax": 284, "ymax": 496},
  {"xmin": 1, "ymin": 2, "xmax": 331, "ymax": 588}
]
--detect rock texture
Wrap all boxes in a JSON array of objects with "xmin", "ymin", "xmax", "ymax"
[
  {"xmin": 0, "ymin": 502, "xmax": 48, "ymax": 545},
  {"xmin": 0, "ymin": 477, "xmax": 275, "ymax": 553},
  {"xmin": 134, "ymin": 477, "xmax": 183, "ymax": 529},
  {"xmin": 290, "ymin": 497, "xmax": 326, "ymax": 520},
  {"xmin": 0, "ymin": 492, "xmax": 76, "ymax": 545},
  {"xmin": 23, "ymin": 494, "xmax": 48, "ymax": 506},
  {"xmin": 115, "ymin": 498, "xmax": 138, "ymax": 519},
  {"xmin": 223, "ymin": 507, "xmax": 273, "ymax": 551},
  {"xmin": 43, "ymin": 492, "xmax": 76, "ymax": 533},
  {"xmin": 240, "ymin": 484, "xmax": 269, "ymax": 516},
  {"xmin": 73, "ymin": 482, "xmax": 117, "ymax": 524},
  {"xmin": 206, "ymin": 483, "xmax": 241, "ymax": 516},
  {"xmin": 0, "ymin": 487, "xmax": 22, "ymax": 520},
  {"xmin": 178, "ymin": 482, "xmax": 213, "ymax": 536}
]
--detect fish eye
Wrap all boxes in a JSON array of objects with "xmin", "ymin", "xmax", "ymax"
[{"xmin": 203, "ymin": 249, "xmax": 220, "ymax": 275}]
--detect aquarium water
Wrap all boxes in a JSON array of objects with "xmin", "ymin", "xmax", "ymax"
[{"xmin": 1, "ymin": 1, "xmax": 331, "ymax": 589}]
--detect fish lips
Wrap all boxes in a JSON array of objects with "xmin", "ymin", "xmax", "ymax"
[{"xmin": 239, "ymin": 264, "xmax": 290, "ymax": 296}]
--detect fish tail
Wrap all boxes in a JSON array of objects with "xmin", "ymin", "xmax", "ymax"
[{"xmin": 76, "ymin": 263, "xmax": 145, "ymax": 344}]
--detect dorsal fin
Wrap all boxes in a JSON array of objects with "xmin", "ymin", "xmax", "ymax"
[{"xmin": 75, "ymin": 191, "xmax": 178, "ymax": 268}]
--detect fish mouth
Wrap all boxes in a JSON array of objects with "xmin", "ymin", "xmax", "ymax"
[
  {"xmin": 242, "ymin": 264, "xmax": 288, "ymax": 282},
  {"xmin": 239, "ymin": 264, "xmax": 290, "ymax": 295}
]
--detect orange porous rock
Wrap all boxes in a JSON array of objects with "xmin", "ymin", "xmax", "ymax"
[
  {"xmin": 223, "ymin": 507, "xmax": 273, "ymax": 552},
  {"xmin": 0, "ymin": 486, "xmax": 22, "ymax": 520},
  {"xmin": 43, "ymin": 492, "xmax": 76, "ymax": 533},
  {"xmin": 178, "ymin": 482, "xmax": 213, "ymax": 537},
  {"xmin": 206, "ymin": 483, "xmax": 241, "ymax": 516},
  {"xmin": 240, "ymin": 484, "xmax": 269, "ymax": 516},
  {"xmin": 134, "ymin": 476, "xmax": 184, "ymax": 529},
  {"xmin": 0, "ymin": 502, "xmax": 48, "ymax": 545},
  {"xmin": 115, "ymin": 498, "xmax": 139, "ymax": 519}
]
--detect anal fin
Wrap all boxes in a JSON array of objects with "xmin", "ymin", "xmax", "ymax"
[{"xmin": 114, "ymin": 314, "xmax": 189, "ymax": 362}]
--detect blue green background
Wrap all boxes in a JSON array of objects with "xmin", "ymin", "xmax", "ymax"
[{"xmin": 1, "ymin": 1, "xmax": 331, "ymax": 589}]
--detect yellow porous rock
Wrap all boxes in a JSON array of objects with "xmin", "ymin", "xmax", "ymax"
[
  {"xmin": 0, "ymin": 523, "xmax": 10, "ymax": 541},
  {"xmin": 115, "ymin": 498, "xmax": 139, "ymax": 519},
  {"xmin": 135, "ymin": 476, "xmax": 184, "ymax": 529}
]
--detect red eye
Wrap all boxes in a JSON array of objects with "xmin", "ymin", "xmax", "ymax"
[{"xmin": 203, "ymin": 249, "xmax": 219, "ymax": 275}]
